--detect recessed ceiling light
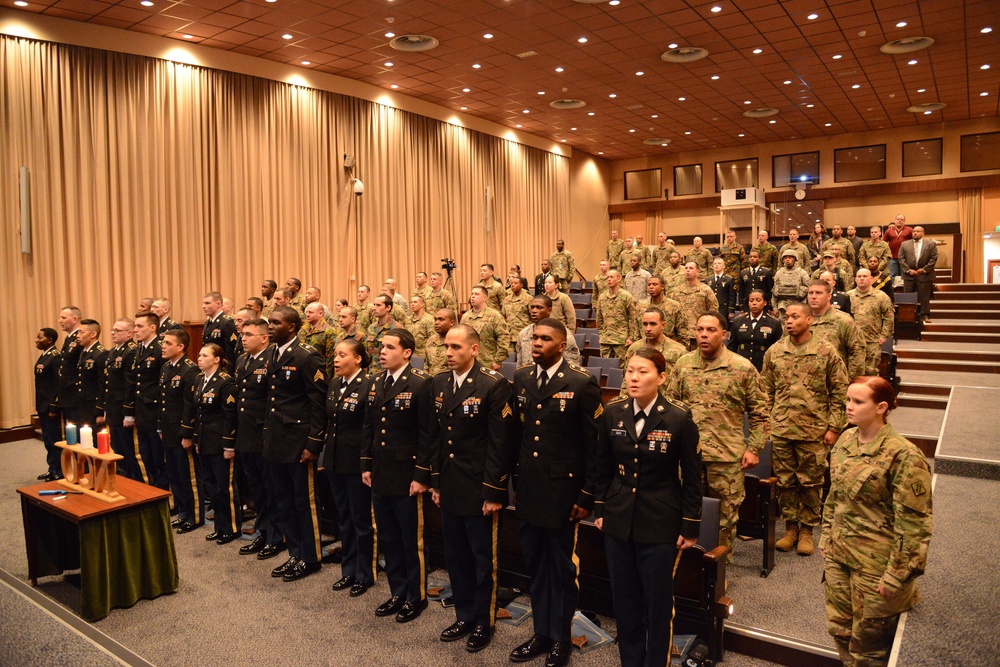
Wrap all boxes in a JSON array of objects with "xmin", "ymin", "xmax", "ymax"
[
  {"xmin": 462, "ymin": 87, "xmax": 470, "ymax": 92},
  {"xmin": 561, "ymin": 139, "xmax": 567, "ymax": 142},
  {"xmin": 555, "ymin": 67, "xmax": 564, "ymax": 73},
  {"xmin": 917, "ymin": 88, "xmax": 926, "ymax": 92},
  {"xmin": 852, "ymin": 84, "xmax": 861, "ymax": 89},
  {"xmin": 629, "ymin": 129, "xmax": 635, "ymax": 133},
  {"xmin": 744, "ymin": 100, "xmax": 752, "ymax": 105},
  {"xmin": 832, "ymin": 54, "xmax": 842, "ymax": 60},
  {"xmin": 752, "ymin": 48, "xmax": 763, "ymax": 54},
  {"xmin": 182, "ymin": 34, "xmax": 193, "ymax": 39},
  {"xmin": 684, "ymin": 131, "xmax": 691, "ymax": 135},
  {"xmin": 483, "ymin": 33, "xmax": 493, "ymax": 39},
  {"xmin": 609, "ymin": 93, "xmax": 617, "ymax": 98},
  {"xmin": 265, "ymin": 0, "xmax": 276, "ymax": 2},
  {"xmin": 636, "ymin": 71, "xmax": 644, "ymax": 76},
  {"xmin": 769, "ymin": 119, "xmax": 777, "ymax": 123},
  {"xmin": 981, "ymin": 64, "xmax": 991, "ymax": 70},
  {"xmin": 783, "ymin": 80, "xmax": 792, "ymax": 85},
  {"xmin": 472, "ymin": 63, "xmax": 481, "ymax": 69},
  {"xmin": 385, "ymin": 32, "xmax": 395, "ymax": 38},
  {"xmin": 522, "ymin": 109, "xmax": 530, "ymax": 113},
  {"xmin": 678, "ymin": 96, "xmax": 686, "ymax": 101},
  {"xmin": 460, "ymin": 106, "xmax": 467, "ymax": 110},
  {"xmin": 983, "ymin": 27, "xmax": 993, "ymax": 34},
  {"xmin": 571, "ymin": 127, "xmax": 577, "ymax": 130},
  {"xmin": 390, "ymin": 84, "xmax": 399, "ymax": 89},
  {"xmin": 140, "ymin": 0, "xmax": 154, "ymax": 6},
  {"xmin": 825, "ymin": 123, "xmax": 832, "ymax": 127},
  {"xmin": 924, "ymin": 110, "xmax": 932, "ymax": 115},
  {"xmin": 537, "ymin": 91, "xmax": 545, "ymax": 95},
  {"xmin": 981, "ymin": 91, "xmax": 989, "ymax": 96},
  {"xmin": 609, "ymin": 0, "xmax": 619, "ymax": 5},
  {"xmin": 908, "ymin": 59, "xmax": 918, "ymax": 65},
  {"xmin": 668, "ymin": 43, "xmax": 679, "ymax": 49},
  {"xmin": 577, "ymin": 37, "xmax": 588, "ymax": 43},
  {"xmin": 282, "ymin": 34, "xmax": 293, "ymax": 40},
  {"xmin": 516, "ymin": 124, "xmax": 522, "ymax": 128},
  {"xmin": 14, "ymin": 0, "xmax": 28, "ymax": 5},
  {"xmin": 807, "ymin": 13, "xmax": 819, "ymax": 20},
  {"xmin": 651, "ymin": 114, "xmax": 658, "ymax": 118},
  {"xmin": 598, "ymin": 151, "xmax": 604, "ymax": 155},
  {"xmin": 738, "ymin": 133, "xmax": 745, "ymax": 137},
  {"xmin": 806, "ymin": 104, "xmax": 814, "ymax": 108},
  {"xmin": 711, "ymin": 75, "xmax": 720, "ymax": 80},
  {"xmin": 896, "ymin": 21, "xmax": 908, "ymax": 28},
  {"xmin": 711, "ymin": 6, "xmax": 722, "ymax": 13},
  {"xmin": 384, "ymin": 62, "xmax": 393, "ymax": 67},
  {"xmin": 301, "ymin": 60, "xmax": 311, "ymax": 65},
  {"xmin": 588, "ymin": 112, "xmax": 595, "ymax": 116}
]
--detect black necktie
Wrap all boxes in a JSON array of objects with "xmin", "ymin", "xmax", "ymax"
[
  {"xmin": 453, "ymin": 376, "xmax": 461, "ymax": 394},
  {"xmin": 385, "ymin": 374, "xmax": 395, "ymax": 391},
  {"xmin": 538, "ymin": 370, "xmax": 548, "ymax": 391}
]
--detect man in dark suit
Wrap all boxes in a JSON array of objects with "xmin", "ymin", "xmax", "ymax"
[
  {"xmin": 706, "ymin": 257, "xmax": 737, "ymax": 321},
  {"xmin": 203, "ymin": 291, "xmax": 239, "ymax": 369},
  {"xmin": 899, "ymin": 226, "xmax": 938, "ymax": 322},
  {"xmin": 510, "ymin": 318, "xmax": 602, "ymax": 667},
  {"xmin": 727, "ymin": 291, "xmax": 782, "ymax": 372},
  {"xmin": 125, "ymin": 313, "xmax": 168, "ymax": 488},
  {"xmin": 428, "ymin": 325, "xmax": 516, "ymax": 652},
  {"xmin": 263, "ymin": 306, "xmax": 328, "ymax": 582},
  {"xmin": 34, "ymin": 328, "xmax": 62, "ymax": 481},
  {"xmin": 98, "ymin": 318, "xmax": 139, "ymax": 480},
  {"xmin": 362, "ymin": 329, "xmax": 435, "ymax": 623},
  {"xmin": 534, "ymin": 259, "xmax": 554, "ymax": 296},
  {"xmin": 52, "ymin": 306, "xmax": 83, "ymax": 427},
  {"xmin": 75, "ymin": 319, "xmax": 108, "ymax": 429},
  {"xmin": 739, "ymin": 249, "xmax": 774, "ymax": 311},
  {"xmin": 159, "ymin": 329, "xmax": 201, "ymax": 533}
]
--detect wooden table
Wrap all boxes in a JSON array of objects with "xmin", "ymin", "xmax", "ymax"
[{"xmin": 17, "ymin": 476, "xmax": 179, "ymax": 621}]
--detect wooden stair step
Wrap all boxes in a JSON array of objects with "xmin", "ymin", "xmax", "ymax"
[
  {"xmin": 927, "ymin": 310, "xmax": 1000, "ymax": 320},
  {"xmin": 896, "ymin": 383, "xmax": 952, "ymax": 397},
  {"xmin": 896, "ymin": 349, "xmax": 998, "ymax": 362},
  {"xmin": 896, "ymin": 358, "xmax": 1000, "ymax": 374},
  {"xmin": 931, "ymin": 301, "xmax": 1000, "ymax": 310},
  {"xmin": 936, "ymin": 284, "xmax": 1000, "ymax": 293},
  {"xmin": 921, "ymin": 331, "xmax": 1000, "ymax": 343},
  {"xmin": 897, "ymin": 394, "xmax": 949, "ymax": 410}
]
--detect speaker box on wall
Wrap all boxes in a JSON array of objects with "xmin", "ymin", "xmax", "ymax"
[{"xmin": 663, "ymin": 188, "xmax": 669, "ymax": 200}]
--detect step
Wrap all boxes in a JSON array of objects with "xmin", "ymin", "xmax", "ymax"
[
  {"xmin": 921, "ymin": 331, "xmax": 1000, "ymax": 344},
  {"xmin": 896, "ymin": 358, "xmax": 1000, "ymax": 374},
  {"xmin": 926, "ymin": 310, "xmax": 1000, "ymax": 320},
  {"xmin": 896, "ymin": 349, "xmax": 999, "ymax": 363},
  {"xmin": 932, "ymin": 301, "xmax": 1000, "ymax": 310},
  {"xmin": 936, "ymin": 284, "xmax": 1000, "ymax": 293},
  {"xmin": 932, "ymin": 291, "xmax": 1000, "ymax": 302},
  {"xmin": 896, "ymin": 382, "xmax": 952, "ymax": 396},
  {"xmin": 922, "ymin": 321, "xmax": 1000, "ymax": 334},
  {"xmin": 898, "ymin": 433, "xmax": 938, "ymax": 459},
  {"xmin": 897, "ymin": 393, "xmax": 949, "ymax": 410}
]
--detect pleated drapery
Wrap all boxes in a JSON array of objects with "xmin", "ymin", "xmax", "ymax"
[{"xmin": 958, "ymin": 188, "xmax": 983, "ymax": 283}]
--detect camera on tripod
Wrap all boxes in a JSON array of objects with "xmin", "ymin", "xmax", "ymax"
[{"xmin": 441, "ymin": 258, "xmax": 456, "ymax": 271}]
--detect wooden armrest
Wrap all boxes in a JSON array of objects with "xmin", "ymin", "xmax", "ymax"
[
  {"xmin": 758, "ymin": 476, "xmax": 778, "ymax": 487},
  {"xmin": 703, "ymin": 545, "xmax": 730, "ymax": 563}
]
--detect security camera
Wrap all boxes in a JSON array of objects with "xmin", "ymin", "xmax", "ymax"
[{"xmin": 352, "ymin": 178, "xmax": 364, "ymax": 196}]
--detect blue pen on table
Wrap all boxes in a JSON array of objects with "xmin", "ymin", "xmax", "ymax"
[{"xmin": 39, "ymin": 490, "xmax": 83, "ymax": 496}]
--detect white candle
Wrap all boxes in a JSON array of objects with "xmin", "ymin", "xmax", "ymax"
[{"xmin": 80, "ymin": 425, "xmax": 94, "ymax": 449}]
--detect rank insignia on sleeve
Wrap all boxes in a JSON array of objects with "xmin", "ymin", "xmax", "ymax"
[
  {"xmin": 501, "ymin": 403, "xmax": 513, "ymax": 419},
  {"xmin": 594, "ymin": 404, "xmax": 604, "ymax": 419},
  {"xmin": 314, "ymin": 370, "xmax": 324, "ymax": 382},
  {"xmin": 226, "ymin": 395, "xmax": 235, "ymax": 404}
]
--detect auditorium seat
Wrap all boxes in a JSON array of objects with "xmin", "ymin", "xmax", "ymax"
[
  {"xmin": 895, "ymin": 292, "xmax": 920, "ymax": 340},
  {"xmin": 570, "ymin": 281, "xmax": 583, "ymax": 293},
  {"xmin": 410, "ymin": 356, "xmax": 424, "ymax": 370},
  {"xmin": 500, "ymin": 361, "xmax": 516, "ymax": 381},
  {"xmin": 737, "ymin": 441, "xmax": 778, "ymax": 577},
  {"xmin": 879, "ymin": 336, "xmax": 897, "ymax": 383},
  {"xmin": 601, "ymin": 367, "xmax": 624, "ymax": 403},
  {"xmin": 570, "ymin": 293, "xmax": 592, "ymax": 307}
]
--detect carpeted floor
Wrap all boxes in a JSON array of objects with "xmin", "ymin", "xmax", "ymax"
[
  {"xmin": 935, "ymin": 387, "xmax": 1000, "ymax": 462},
  {"xmin": 889, "ymin": 407, "xmax": 944, "ymax": 439}
]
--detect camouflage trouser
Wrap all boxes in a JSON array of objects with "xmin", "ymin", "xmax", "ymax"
[
  {"xmin": 824, "ymin": 558, "xmax": 918, "ymax": 667},
  {"xmin": 773, "ymin": 297, "xmax": 799, "ymax": 321},
  {"xmin": 771, "ymin": 437, "xmax": 827, "ymax": 527},
  {"xmin": 600, "ymin": 343, "xmax": 627, "ymax": 362},
  {"xmin": 703, "ymin": 461, "xmax": 745, "ymax": 556},
  {"xmin": 864, "ymin": 342, "xmax": 881, "ymax": 376},
  {"xmin": 558, "ymin": 278, "xmax": 571, "ymax": 293}
]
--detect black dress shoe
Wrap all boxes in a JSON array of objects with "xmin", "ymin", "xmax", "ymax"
[
  {"xmin": 395, "ymin": 599, "xmax": 427, "ymax": 624},
  {"xmin": 545, "ymin": 641, "xmax": 571, "ymax": 667},
  {"xmin": 271, "ymin": 557, "xmax": 299, "ymax": 578},
  {"xmin": 239, "ymin": 535, "xmax": 266, "ymax": 555},
  {"xmin": 466, "ymin": 625, "xmax": 493, "ymax": 653},
  {"xmin": 205, "ymin": 531, "xmax": 220, "ymax": 541},
  {"xmin": 510, "ymin": 635, "xmax": 553, "ymax": 663},
  {"xmin": 216, "ymin": 533, "xmax": 241, "ymax": 545},
  {"xmin": 332, "ymin": 575, "xmax": 355, "ymax": 591},
  {"xmin": 257, "ymin": 542, "xmax": 287, "ymax": 560},
  {"xmin": 171, "ymin": 518, "xmax": 185, "ymax": 528},
  {"xmin": 349, "ymin": 581, "xmax": 373, "ymax": 597},
  {"xmin": 37, "ymin": 472, "xmax": 52, "ymax": 481},
  {"xmin": 440, "ymin": 620, "xmax": 473, "ymax": 642},
  {"xmin": 283, "ymin": 560, "xmax": 321, "ymax": 582},
  {"xmin": 176, "ymin": 521, "xmax": 202, "ymax": 534},
  {"xmin": 374, "ymin": 596, "xmax": 405, "ymax": 617}
]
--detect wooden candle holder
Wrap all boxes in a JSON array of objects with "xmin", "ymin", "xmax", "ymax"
[{"xmin": 55, "ymin": 441, "xmax": 126, "ymax": 503}]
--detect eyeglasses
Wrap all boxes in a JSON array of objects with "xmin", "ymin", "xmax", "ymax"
[
  {"xmin": 241, "ymin": 332, "xmax": 266, "ymax": 338},
  {"xmin": 111, "ymin": 328, "xmax": 133, "ymax": 333}
]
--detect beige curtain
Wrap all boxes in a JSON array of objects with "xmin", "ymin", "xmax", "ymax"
[
  {"xmin": 645, "ymin": 210, "xmax": 660, "ymax": 244},
  {"xmin": 959, "ymin": 188, "xmax": 983, "ymax": 283},
  {"xmin": 0, "ymin": 36, "xmax": 569, "ymax": 427}
]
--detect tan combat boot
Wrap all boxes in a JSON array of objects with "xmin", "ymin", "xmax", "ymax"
[
  {"xmin": 797, "ymin": 526, "xmax": 814, "ymax": 556},
  {"xmin": 775, "ymin": 523, "xmax": 799, "ymax": 552}
]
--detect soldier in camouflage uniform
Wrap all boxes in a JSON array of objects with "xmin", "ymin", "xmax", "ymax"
[
  {"xmin": 773, "ymin": 249, "xmax": 812, "ymax": 318},
  {"xmin": 667, "ymin": 310, "xmax": 768, "ymax": 556},
  {"xmin": 606, "ymin": 230, "xmax": 626, "ymax": 271},
  {"xmin": 761, "ymin": 303, "xmax": 848, "ymax": 556},
  {"xmin": 808, "ymin": 281, "xmax": 866, "ymax": 380},
  {"xmin": 620, "ymin": 307, "xmax": 687, "ymax": 397},
  {"xmin": 660, "ymin": 251, "xmax": 686, "ymax": 297},
  {"xmin": 355, "ymin": 285, "xmax": 376, "ymax": 333},
  {"xmin": 299, "ymin": 302, "xmax": 338, "ymax": 378},
  {"xmin": 364, "ymin": 295, "xmax": 400, "ymax": 375},
  {"xmin": 822, "ymin": 225, "xmax": 857, "ymax": 272},
  {"xmin": 461, "ymin": 285, "xmax": 508, "ymax": 370},
  {"xmin": 821, "ymin": 378, "xmax": 932, "ymax": 667},
  {"xmin": 673, "ymin": 262, "xmax": 719, "ymax": 346},
  {"xmin": 638, "ymin": 275, "xmax": 689, "ymax": 347},
  {"xmin": 405, "ymin": 295, "xmax": 435, "ymax": 359},
  {"xmin": 550, "ymin": 239, "xmax": 576, "ymax": 293},
  {"xmin": 516, "ymin": 296, "xmax": 582, "ymax": 366},
  {"xmin": 502, "ymin": 277, "xmax": 533, "ymax": 353},
  {"xmin": 652, "ymin": 232, "xmax": 677, "ymax": 274},
  {"xmin": 832, "ymin": 247, "xmax": 856, "ymax": 290},
  {"xmin": 411, "ymin": 271, "xmax": 432, "ymax": 305},
  {"xmin": 617, "ymin": 237, "xmax": 637, "ymax": 274},
  {"xmin": 753, "ymin": 230, "xmax": 780, "ymax": 274},
  {"xmin": 593, "ymin": 260, "xmax": 611, "ymax": 302},
  {"xmin": 812, "ymin": 251, "xmax": 854, "ymax": 291},
  {"xmin": 479, "ymin": 264, "xmax": 507, "ymax": 312},
  {"xmin": 859, "ymin": 227, "xmax": 892, "ymax": 275},
  {"xmin": 423, "ymin": 308, "xmax": 455, "ymax": 376},
  {"xmin": 285, "ymin": 277, "xmax": 307, "ymax": 316},
  {"xmin": 623, "ymin": 253, "xmax": 652, "ymax": 303},
  {"xmin": 596, "ymin": 269, "xmax": 639, "ymax": 361},
  {"xmin": 779, "ymin": 228, "xmax": 813, "ymax": 269},
  {"xmin": 425, "ymin": 271, "xmax": 458, "ymax": 314},
  {"xmin": 847, "ymin": 269, "xmax": 895, "ymax": 375},
  {"xmin": 719, "ymin": 230, "xmax": 747, "ymax": 284},
  {"xmin": 685, "ymin": 237, "xmax": 714, "ymax": 280},
  {"xmin": 633, "ymin": 234, "xmax": 654, "ymax": 271}
]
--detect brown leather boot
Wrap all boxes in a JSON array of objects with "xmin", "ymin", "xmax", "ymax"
[
  {"xmin": 797, "ymin": 526, "xmax": 814, "ymax": 556},
  {"xmin": 775, "ymin": 523, "xmax": 799, "ymax": 552}
]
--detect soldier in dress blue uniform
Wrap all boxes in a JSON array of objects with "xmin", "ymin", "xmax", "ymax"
[
  {"xmin": 739, "ymin": 250, "xmax": 774, "ymax": 311},
  {"xmin": 159, "ymin": 329, "xmax": 202, "ymax": 533},
  {"xmin": 264, "ymin": 307, "xmax": 328, "ymax": 582},
  {"xmin": 152, "ymin": 298, "xmax": 183, "ymax": 340},
  {"xmin": 52, "ymin": 306, "xmax": 83, "ymax": 428},
  {"xmin": 97, "ymin": 319, "xmax": 139, "ymax": 480},
  {"xmin": 202, "ymin": 291, "xmax": 239, "ymax": 369},
  {"xmin": 124, "ymin": 313, "xmax": 168, "ymax": 487},
  {"xmin": 34, "ymin": 328, "xmax": 62, "ymax": 481},
  {"xmin": 361, "ymin": 328, "xmax": 435, "ymax": 623},
  {"xmin": 727, "ymin": 290, "xmax": 783, "ymax": 372},
  {"xmin": 706, "ymin": 257, "xmax": 738, "ymax": 322},
  {"xmin": 323, "ymin": 338, "xmax": 377, "ymax": 598},
  {"xmin": 75, "ymin": 319, "xmax": 108, "ymax": 429},
  {"xmin": 193, "ymin": 343, "xmax": 242, "ymax": 544},
  {"xmin": 595, "ymin": 347, "xmax": 703, "ymax": 667},
  {"xmin": 428, "ymin": 325, "xmax": 517, "ymax": 653},
  {"xmin": 509, "ymin": 318, "xmax": 602, "ymax": 667}
]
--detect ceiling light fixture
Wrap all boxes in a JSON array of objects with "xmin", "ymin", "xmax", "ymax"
[
  {"xmin": 668, "ymin": 43, "xmax": 678, "ymax": 49},
  {"xmin": 472, "ymin": 63, "xmax": 481, "ymax": 68},
  {"xmin": 744, "ymin": 100, "xmax": 752, "ymax": 104},
  {"xmin": 537, "ymin": 91, "xmax": 545, "ymax": 95},
  {"xmin": 629, "ymin": 129, "xmax": 635, "ymax": 133},
  {"xmin": 561, "ymin": 139, "xmax": 567, "ymax": 143},
  {"xmin": 982, "ymin": 27, "xmax": 993, "ymax": 34},
  {"xmin": 807, "ymin": 13, "xmax": 819, "ymax": 20},
  {"xmin": 14, "ymin": 0, "xmax": 28, "ymax": 5},
  {"xmin": 460, "ymin": 106, "xmax": 467, "ymax": 110},
  {"xmin": 678, "ymin": 96, "xmax": 686, "ymax": 101},
  {"xmin": 571, "ymin": 127, "xmax": 577, "ymax": 131},
  {"xmin": 833, "ymin": 54, "xmax": 842, "ymax": 60},
  {"xmin": 896, "ymin": 21, "xmax": 907, "ymax": 28},
  {"xmin": 385, "ymin": 32, "xmax": 395, "ymax": 38},
  {"xmin": 522, "ymin": 109, "xmax": 530, "ymax": 113},
  {"xmin": 182, "ymin": 34, "xmax": 193, "ymax": 39},
  {"xmin": 588, "ymin": 112, "xmax": 595, "ymax": 116},
  {"xmin": 609, "ymin": 93, "xmax": 617, "ymax": 98},
  {"xmin": 738, "ymin": 133, "xmax": 745, "ymax": 137},
  {"xmin": 924, "ymin": 110, "xmax": 932, "ymax": 115},
  {"xmin": 578, "ymin": 37, "xmax": 588, "ymax": 43},
  {"xmin": 852, "ymin": 84, "xmax": 861, "ymax": 89},
  {"xmin": 390, "ymin": 84, "xmax": 399, "ymax": 89},
  {"xmin": 141, "ymin": 0, "xmax": 154, "ymax": 6},
  {"xmin": 711, "ymin": 6, "xmax": 722, "ymax": 13},
  {"xmin": 806, "ymin": 104, "xmax": 814, "ymax": 107},
  {"xmin": 384, "ymin": 62, "xmax": 393, "ymax": 67},
  {"xmin": 483, "ymin": 33, "xmax": 493, "ymax": 39},
  {"xmin": 282, "ymin": 34, "xmax": 293, "ymax": 40},
  {"xmin": 917, "ymin": 88, "xmax": 926, "ymax": 92},
  {"xmin": 981, "ymin": 92, "xmax": 990, "ymax": 96},
  {"xmin": 516, "ymin": 124, "xmax": 522, "ymax": 128},
  {"xmin": 301, "ymin": 60, "xmax": 311, "ymax": 65},
  {"xmin": 462, "ymin": 87, "xmax": 470, "ymax": 92},
  {"xmin": 684, "ymin": 131, "xmax": 691, "ymax": 135},
  {"xmin": 651, "ymin": 114, "xmax": 658, "ymax": 118},
  {"xmin": 598, "ymin": 151, "xmax": 604, "ymax": 155},
  {"xmin": 711, "ymin": 75, "xmax": 720, "ymax": 80},
  {"xmin": 825, "ymin": 123, "xmax": 832, "ymax": 127},
  {"xmin": 555, "ymin": 67, "xmax": 564, "ymax": 72},
  {"xmin": 783, "ymin": 80, "xmax": 792, "ymax": 84},
  {"xmin": 753, "ymin": 48, "xmax": 763, "ymax": 54},
  {"xmin": 981, "ymin": 64, "xmax": 991, "ymax": 70},
  {"xmin": 908, "ymin": 59, "xmax": 918, "ymax": 65},
  {"xmin": 769, "ymin": 119, "xmax": 777, "ymax": 123}
]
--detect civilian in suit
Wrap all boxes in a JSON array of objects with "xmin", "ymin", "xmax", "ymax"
[
  {"xmin": 362, "ymin": 329, "xmax": 435, "ymax": 623},
  {"xmin": 193, "ymin": 343, "xmax": 241, "ymax": 544},
  {"xmin": 739, "ymin": 250, "xmax": 774, "ymax": 311},
  {"xmin": 34, "ymin": 328, "xmax": 63, "ymax": 481},
  {"xmin": 595, "ymin": 347, "xmax": 702, "ymax": 667},
  {"xmin": 509, "ymin": 318, "xmax": 602, "ymax": 667},
  {"xmin": 98, "ymin": 319, "xmax": 139, "ymax": 480},
  {"xmin": 203, "ymin": 291, "xmax": 239, "ymax": 369},
  {"xmin": 75, "ymin": 319, "xmax": 108, "ymax": 429},
  {"xmin": 534, "ymin": 259, "xmax": 554, "ymax": 296},
  {"xmin": 706, "ymin": 257, "xmax": 737, "ymax": 321},
  {"xmin": 428, "ymin": 325, "xmax": 517, "ymax": 652},
  {"xmin": 899, "ymin": 226, "xmax": 938, "ymax": 322},
  {"xmin": 52, "ymin": 306, "xmax": 83, "ymax": 427},
  {"xmin": 124, "ymin": 313, "xmax": 168, "ymax": 488},
  {"xmin": 159, "ymin": 329, "xmax": 202, "ymax": 532},
  {"xmin": 264, "ymin": 306, "xmax": 328, "ymax": 582},
  {"xmin": 324, "ymin": 338, "xmax": 377, "ymax": 598},
  {"xmin": 233, "ymin": 319, "xmax": 283, "ymax": 558},
  {"xmin": 727, "ymin": 291, "xmax": 783, "ymax": 372}
]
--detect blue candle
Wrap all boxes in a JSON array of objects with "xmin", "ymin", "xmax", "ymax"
[{"xmin": 65, "ymin": 423, "xmax": 79, "ymax": 445}]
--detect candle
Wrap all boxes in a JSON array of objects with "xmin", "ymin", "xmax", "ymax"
[
  {"xmin": 97, "ymin": 430, "xmax": 110, "ymax": 455},
  {"xmin": 65, "ymin": 423, "xmax": 79, "ymax": 445},
  {"xmin": 80, "ymin": 425, "xmax": 94, "ymax": 449}
]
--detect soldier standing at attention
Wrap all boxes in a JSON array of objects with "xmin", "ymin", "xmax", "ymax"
[
  {"xmin": 859, "ymin": 226, "xmax": 892, "ymax": 276},
  {"xmin": 426, "ymin": 272, "xmax": 458, "ymax": 315},
  {"xmin": 807, "ymin": 281, "xmax": 866, "ymax": 380},
  {"xmin": 424, "ymin": 309, "xmax": 456, "ymax": 376},
  {"xmin": 516, "ymin": 296, "xmax": 582, "ymax": 367},
  {"xmin": 667, "ymin": 311, "xmax": 768, "ymax": 557},
  {"xmin": 284, "ymin": 278, "xmax": 307, "ymax": 316},
  {"xmin": 534, "ymin": 259, "xmax": 554, "ymax": 297},
  {"xmin": 638, "ymin": 276, "xmax": 688, "ymax": 347},
  {"xmin": 592, "ymin": 260, "xmax": 610, "ymax": 302},
  {"xmin": 34, "ymin": 328, "xmax": 63, "ymax": 481},
  {"xmin": 52, "ymin": 306, "xmax": 83, "ymax": 427},
  {"xmin": 159, "ymin": 329, "xmax": 202, "ymax": 533},
  {"xmin": 412, "ymin": 271, "xmax": 432, "ymax": 305},
  {"xmin": 620, "ymin": 308, "xmax": 687, "ymax": 396},
  {"xmin": 428, "ymin": 325, "xmax": 516, "ymax": 652},
  {"xmin": 406, "ymin": 295, "xmax": 435, "ymax": 359},
  {"xmin": 75, "ymin": 319, "xmax": 108, "ymax": 429},
  {"xmin": 674, "ymin": 262, "xmax": 719, "ymax": 347},
  {"xmin": 260, "ymin": 280, "xmax": 277, "ymax": 319},
  {"xmin": 753, "ymin": 229, "xmax": 780, "ymax": 274},
  {"xmin": 509, "ymin": 319, "xmax": 602, "ymax": 667},
  {"xmin": 821, "ymin": 225, "xmax": 857, "ymax": 273},
  {"xmin": 300, "ymin": 302, "xmax": 338, "ymax": 379},
  {"xmin": 596, "ymin": 269, "xmax": 639, "ymax": 361},
  {"xmin": 652, "ymin": 232, "xmax": 676, "ymax": 275},
  {"xmin": 845, "ymin": 225, "xmax": 865, "ymax": 260},
  {"xmin": 461, "ymin": 286, "xmax": 508, "ymax": 371},
  {"xmin": 623, "ymin": 253, "xmax": 652, "ymax": 304},
  {"xmin": 867, "ymin": 256, "xmax": 895, "ymax": 303},
  {"xmin": 543, "ymin": 274, "xmax": 577, "ymax": 334},
  {"xmin": 821, "ymin": 377, "xmax": 932, "ymax": 667},
  {"xmin": 779, "ymin": 228, "xmax": 812, "ymax": 269},
  {"xmin": 384, "ymin": 278, "xmax": 410, "ymax": 315},
  {"xmin": 501, "ymin": 277, "xmax": 533, "ymax": 355},
  {"xmin": 706, "ymin": 257, "xmax": 738, "ymax": 322},
  {"xmin": 550, "ymin": 239, "xmax": 576, "ymax": 293},
  {"xmin": 365, "ymin": 295, "xmax": 400, "ymax": 375},
  {"xmin": 634, "ymin": 234, "xmax": 654, "ymax": 271},
  {"xmin": 337, "ymin": 307, "xmax": 362, "ymax": 342},
  {"xmin": 151, "ymin": 298, "xmax": 183, "ymax": 338},
  {"xmin": 761, "ymin": 303, "xmax": 848, "ymax": 556},
  {"xmin": 606, "ymin": 229, "xmax": 625, "ymax": 271},
  {"xmin": 727, "ymin": 291, "xmax": 782, "ymax": 372},
  {"xmin": 772, "ymin": 250, "xmax": 812, "ymax": 319},
  {"xmin": 719, "ymin": 229, "xmax": 747, "ymax": 284},
  {"xmin": 355, "ymin": 285, "xmax": 375, "ymax": 332},
  {"xmin": 660, "ymin": 251, "xmax": 686, "ymax": 297},
  {"xmin": 685, "ymin": 237, "xmax": 714, "ymax": 280},
  {"xmin": 617, "ymin": 236, "xmax": 636, "ymax": 273},
  {"xmin": 479, "ymin": 263, "xmax": 507, "ymax": 312},
  {"xmin": 740, "ymin": 250, "xmax": 774, "ymax": 311},
  {"xmin": 125, "ymin": 313, "xmax": 167, "ymax": 487},
  {"xmin": 847, "ymin": 269, "xmax": 895, "ymax": 376},
  {"xmin": 203, "ymin": 291, "xmax": 239, "ymax": 370}
]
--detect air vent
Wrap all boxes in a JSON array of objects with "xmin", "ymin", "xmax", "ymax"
[
  {"xmin": 643, "ymin": 138, "xmax": 672, "ymax": 146},
  {"xmin": 572, "ymin": 0, "xmax": 606, "ymax": 3},
  {"xmin": 880, "ymin": 36, "xmax": 934, "ymax": 54},
  {"xmin": 549, "ymin": 99, "xmax": 587, "ymax": 110},
  {"xmin": 390, "ymin": 35, "xmax": 440, "ymax": 52},
  {"xmin": 907, "ymin": 102, "xmax": 947, "ymax": 113},
  {"xmin": 835, "ymin": 69, "xmax": 859, "ymax": 78},
  {"xmin": 660, "ymin": 47, "xmax": 709, "ymax": 63},
  {"xmin": 516, "ymin": 50, "xmax": 538, "ymax": 59},
  {"xmin": 743, "ymin": 107, "xmax": 779, "ymax": 118},
  {"xmin": 626, "ymin": 103, "xmax": 645, "ymax": 111}
]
